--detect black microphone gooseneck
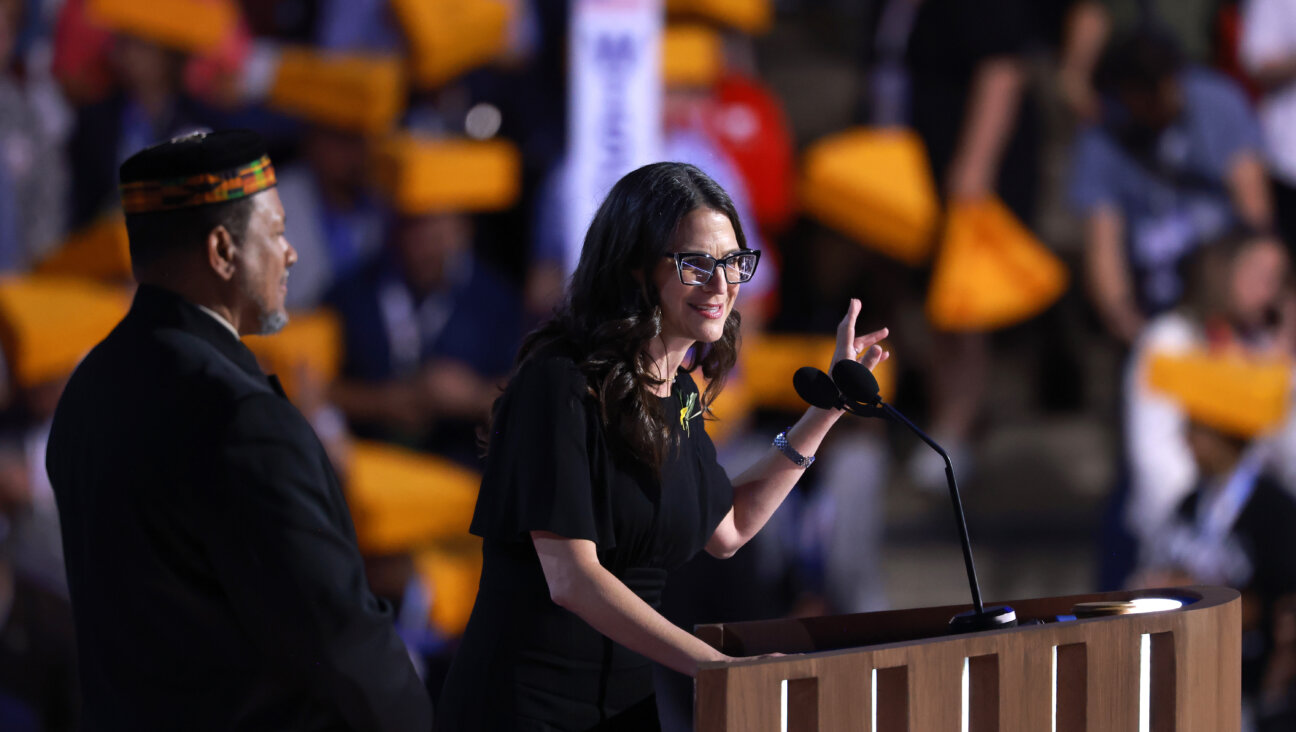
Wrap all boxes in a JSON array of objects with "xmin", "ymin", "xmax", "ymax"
[{"xmin": 826, "ymin": 359, "xmax": 1016, "ymax": 633}]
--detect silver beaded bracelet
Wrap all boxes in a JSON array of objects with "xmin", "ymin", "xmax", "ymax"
[{"xmin": 772, "ymin": 430, "xmax": 815, "ymax": 469}]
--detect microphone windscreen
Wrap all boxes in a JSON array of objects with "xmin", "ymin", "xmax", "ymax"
[
  {"xmin": 793, "ymin": 367, "xmax": 841, "ymax": 410},
  {"xmin": 831, "ymin": 359, "xmax": 881, "ymax": 405}
]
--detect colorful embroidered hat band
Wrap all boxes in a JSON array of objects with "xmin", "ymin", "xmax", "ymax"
[{"xmin": 121, "ymin": 154, "xmax": 277, "ymax": 215}]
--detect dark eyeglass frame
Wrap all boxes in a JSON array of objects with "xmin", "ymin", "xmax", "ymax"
[{"xmin": 664, "ymin": 250, "xmax": 761, "ymax": 286}]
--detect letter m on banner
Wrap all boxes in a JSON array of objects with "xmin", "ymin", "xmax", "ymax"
[{"xmin": 566, "ymin": 0, "xmax": 663, "ymax": 278}]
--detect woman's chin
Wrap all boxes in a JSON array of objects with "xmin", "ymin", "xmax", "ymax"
[{"xmin": 692, "ymin": 323, "xmax": 727, "ymax": 344}]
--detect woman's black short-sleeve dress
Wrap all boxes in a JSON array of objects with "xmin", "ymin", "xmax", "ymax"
[{"xmin": 436, "ymin": 355, "xmax": 735, "ymax": 731}]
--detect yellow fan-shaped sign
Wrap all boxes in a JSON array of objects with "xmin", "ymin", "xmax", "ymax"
[
  {"xmin": 663, "ymin": 24, "xmax": 723, "ymax": 88},
  {"xmin": 373, "ymin": 134, "xmax": 521, "ymax": 214},
  {"xmin": 268, "ymin": 48, "xmax": 405, "ymax": 135},
  {"xmin": 0, "ymin": 276, "xmax": 132, "ymax": 388},
  {"xmin": 925, "ymin": 198, "xmax": 1068, "ymax": 332},
  {"xmin": 800, "ymin": 127, "xmax": 940, "ymax": 266},
  {"xmin": 666, "ymin": 0, "xmax": 771, "ymax": 34},
  {"xmin": 345, "ymin": 440, "xmax": 481, "ymax": 556},
  {"xmin": 86, "ymin": 0, "xmax": 239, "ymax": 53},
  {"xmin": 391, "ymin": 0, "xmax": 510, "ymax": 89},
  {"xmin": 1147, "ymin": 350, "xmax": 1292, "ymax": 439},
  {"xmin": 243, "ymin": 310, "xmax": 342, "ymax": 403},
  {"xmin": 37, "ymin": 213, "xmax": 134, "ymax": 283},
  {"xmin": 415, "ymin": 543, "xmax": 482, "ymax": 636}
]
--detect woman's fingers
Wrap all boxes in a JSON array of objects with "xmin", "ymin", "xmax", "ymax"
[
  {"xmin": 861, "ymin": 344, "xmax": 889, "ymax": 371},
  {"xmin": 854, "ymin": 327, "xmax": 888, "ymax": 351},
  {"xmin": 836, "ymin": 301, "xmax": 890, "ymax": 370},
  {"xmin": 837, "ymin": 299, "xmax": 861, "ymax": 344}
]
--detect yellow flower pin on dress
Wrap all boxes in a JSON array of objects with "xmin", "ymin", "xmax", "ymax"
[{"xmin": 679, "ymin": 391, "xmax": 701, "ymax": 436}]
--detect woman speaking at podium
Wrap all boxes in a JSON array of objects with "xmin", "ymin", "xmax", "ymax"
[{"xmin": 437, "ymin": 162, "xmax": 889, "ymax": 731}]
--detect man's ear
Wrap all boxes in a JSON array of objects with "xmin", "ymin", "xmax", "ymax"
[{"xmin": 207, "ymin": 225, "xmax": 236, "ymax": 281}]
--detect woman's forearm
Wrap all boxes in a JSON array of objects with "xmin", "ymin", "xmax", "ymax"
[
  {"xmin": 711, "ymin": 406, "xmax": 844, "ymax": 555},
  {"xmin": 533, "ymin": 533, "xmax": 730, "ymax": 676}
]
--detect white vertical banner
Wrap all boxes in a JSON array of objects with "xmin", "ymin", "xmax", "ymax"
[{"xmin": 566, "ymin": 0, "xmax": 663, "ymax": 276}]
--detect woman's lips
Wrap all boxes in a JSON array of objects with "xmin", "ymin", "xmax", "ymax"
[{"xmin": 690, "ymin": 303, "xmax": 725, "ymax": 319}]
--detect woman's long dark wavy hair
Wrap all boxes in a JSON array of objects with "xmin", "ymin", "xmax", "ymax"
[{"xmin": 499, "ymin": 162, "xmax": 748, "ymax": 469}]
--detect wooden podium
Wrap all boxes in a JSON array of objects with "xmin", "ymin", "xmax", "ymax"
[{"xmin": 693, "ymin": 586, "xmax": 1239, "ymax": 732}]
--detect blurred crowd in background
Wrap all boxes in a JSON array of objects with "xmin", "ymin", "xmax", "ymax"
[{"xmin": 5, "ymin": 0, "xmax": 1296, "ymax": 729}]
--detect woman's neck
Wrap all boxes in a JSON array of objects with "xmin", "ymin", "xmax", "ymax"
[{"xmin": 644, "ymin": 334, "xmax": 692, "ymax": 397}]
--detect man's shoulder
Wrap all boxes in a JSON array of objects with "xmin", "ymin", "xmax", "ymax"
[
  {"xmin": 63, "ymin": 316, "xmax": 271, "ymax": 417},
  {"xmin": 1181, "ymin": 67, "xmax": 1250, "ymax": 110}
]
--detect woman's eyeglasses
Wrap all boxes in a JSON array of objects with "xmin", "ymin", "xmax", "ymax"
[{"xmin": 665, "ymin": 250, "xmax": 761, "ymax": 286}]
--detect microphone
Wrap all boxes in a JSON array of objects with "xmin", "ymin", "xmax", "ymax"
[
  {"xmin": 793, "ymin": 367, "xmax": 885, "ymax": 418},
  {"xmin": 793, "ymin": 367, "xmax": 843, "ymax": 410},
  {"xmin": 825, "ymin": 359, "xmax": 1016, "ymax": 634}
]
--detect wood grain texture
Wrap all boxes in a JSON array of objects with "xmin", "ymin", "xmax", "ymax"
[
  {"xmin": 694, "ymin": 587, "xmax": 1240, "ymax": 732},
  {"xmin": 1055, "ymin": 642, "xmax": 1087, "ymax": 732},
  {"xmin": 968, "ymin": 653, "xmax": 999, "ymax": 732}
]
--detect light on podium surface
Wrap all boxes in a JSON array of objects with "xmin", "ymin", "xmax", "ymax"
[{"xmin": 1130, "ymin": 598, "xmax": 1184, "ymax": 613}]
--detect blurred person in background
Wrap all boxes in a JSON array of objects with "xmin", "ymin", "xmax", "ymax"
[
  {"xmin": 327, "ymin": 205, "xmax": 521, "ymax": 466},
  {"xmin": 277, "ymin": 126, "xmax": 386, "ymax": 309},
  {"xmin": 46, "ymin": 131, "xmax": 431, "ymax": 730},
  {"xmin": 0, "ymin": 0, "xmax": 68, "ymax": 271},
  {"xmin": 1058, "ymin": 0, "xmax": 1238, "ymax": 121},
  {"xmin": 63, "ymin": 23, "xmax": 212, "ymax": 229},
  {"xmin": 901, "ymin": 0, "xmax": 1055, "ymax": 489},
  {"xmin": 1123, "ymin": 229, "xmax": 1294, "ymax": 588},
  {"xmin": 0, "ymin": 433, "xmax": 78, "ymax": 732},
  {"xmin": 0, "ymin": 373, "xmax": 69, "ymax": 601},
  {"xmin": 1240, "ymin": 0, "xmax": 1296, "ymax": 256},
  {"xmin": 1134, "ymin": 362, "xmax": 1296, "ymax": 730},
  {"xmin": 1071, "ymin": 29, "xmax": 1270, "ymax": 348}
]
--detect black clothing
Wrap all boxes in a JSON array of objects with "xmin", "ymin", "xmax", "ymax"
[
  {"xmin": 1271, "ymin": 176, "xmax": 1296, "ymax": 260},
  {"xmin": 437, "ymin": 356, "xmax": 734, "ymax": 731},
  {"xmin": 46, "ymin": 285, "xmax": 431, "ymax": 731}
]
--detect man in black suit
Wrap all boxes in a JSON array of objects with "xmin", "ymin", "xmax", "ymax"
[{"xmin": 46, "ymin": 130, "xmax": 432, "ymax": 730}]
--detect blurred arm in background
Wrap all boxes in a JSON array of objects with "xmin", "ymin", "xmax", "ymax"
[
  {"xmin": 945, "ymin": 56, "xmax": 1026, "ymax": 201},
  {"xmin": 1084, "ymin": 202, "xmax": 1144, "ymax": 344},
  {"xmin": 1058, "ymin": 1, "xmax": 1110, "ymax": 121}
]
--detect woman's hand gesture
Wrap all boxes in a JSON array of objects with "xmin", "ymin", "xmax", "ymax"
[{"xmin": 834, "ymin": 298, "xmax": 889, "ymax": 371}]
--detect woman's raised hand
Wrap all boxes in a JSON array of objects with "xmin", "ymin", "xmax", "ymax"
[{"xmin": 834, "ymin": 298, "xmax": 889, "ymax": 372}]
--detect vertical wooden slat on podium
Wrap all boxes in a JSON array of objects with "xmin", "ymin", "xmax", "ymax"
[
  {"xmin": 719, "ymin": 664, "xmax": 785, "ymax": 731},
  {"xmin": 967, "ymin": 653, "xmax": 1000, "ymax": 732},
  {"xmin": 1149, "ymin": 632, "xmax": 1176, "ymax": 732},
  {"xmin": 818, "ymin": 655, "xmax": 870, "ymax": 732},
  {"xmin": 996, "ymin": 636, "xmax": 1053, "ymax": 732},
  {"xmin": 1086, "ymin": 625, "xmax": 1141, "ymax": 731},
  {"xmin": 874, "ymin": 665, "xmax": 910, "ymax": 732},
  {"xmin": 696, "ymin": 667, "xmax": 729, "ymax": 732},
  {"xmin": 908, "ymin": 650, "xmax": 963, "ymax": 732},
  {"xmin": 786, "ymin": 677, "xmax": 820, "ymax": 732},
  {"xmin": 1177, "ymin": 593, "xmax": 1240, "ymax": 732},
  {"xmin": 1055, "ymin": 642, "xmax": 1089, "ymax": 732}
]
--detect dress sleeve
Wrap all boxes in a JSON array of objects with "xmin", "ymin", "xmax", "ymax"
[{"xmin": 470, "ymin": 356, "xmax": 615, "ymax": 547}]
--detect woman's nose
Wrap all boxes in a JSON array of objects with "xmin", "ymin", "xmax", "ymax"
[{"xmin": 705, "ymin": 264, "xmax": 730, "ymax": 293}]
